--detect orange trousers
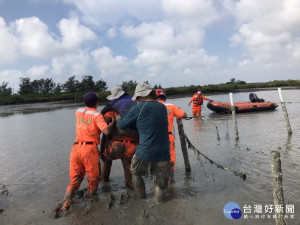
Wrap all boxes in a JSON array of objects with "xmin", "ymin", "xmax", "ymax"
[
  {"xmin": 192, "ymin": 106, "xmax": 202, "ymax": 116},
  {"xmin": 169, "ymin": 134, "xmax": 176, "ymax": 183},
  {"xmin": 100, "ymin": 137, "xmax": 137, "ymax": 189},
  {"xmin": 61, "ymin": 142, "xmax": 100, "ymax": 211}
]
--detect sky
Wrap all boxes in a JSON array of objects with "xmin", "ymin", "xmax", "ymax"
[{"xmin": 0, "ymin": 0, "xmax": 300, "ymax": 91}]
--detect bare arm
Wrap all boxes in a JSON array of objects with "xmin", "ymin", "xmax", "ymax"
[{"xmin": 102, "ymin": 116, "xmax": 115, "ymax": 135}]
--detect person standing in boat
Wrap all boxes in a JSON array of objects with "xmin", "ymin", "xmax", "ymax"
[
  {"xmin": 156, "ymin": 89, "xmax": 187, "ymax": 184},
  {"xmin": 188, "ymin": 88, "xmax": 211, "ymax": 116}
]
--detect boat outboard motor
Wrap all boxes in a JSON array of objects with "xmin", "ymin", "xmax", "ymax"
[{"xmin": 249, "ymin": 93, "xmax": 264, "ymax": 102}]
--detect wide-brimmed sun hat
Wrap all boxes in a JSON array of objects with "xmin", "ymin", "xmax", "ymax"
[
  {"xmin": 132, "ymin": 83, "xmax": 152, "ymax": 101},
  {"xmin": 83, "ymin": 92, "xmax": 98, "ymax": 107},
  {"xmin": 107, "ymin": 86, "xmax": 125, "ymax": 100}
]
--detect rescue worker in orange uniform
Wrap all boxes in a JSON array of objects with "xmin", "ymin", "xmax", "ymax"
[
  {"xmin": 100, "ymin": 86, "xmax": 139, "ymax": 189},
  {"xmin": 156, "ymin": 89, "xmax": 187, "ymax": 184},
  {"xmin": 188, "ymin": 88, "xmax": 211, "ymax": 116},
  {"xmin": 60, "ymin": 92, "xmax": 114, "ymax": 212}
]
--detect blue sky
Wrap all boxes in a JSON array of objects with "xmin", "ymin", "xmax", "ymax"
[{"xmin": 0, "ymin": 0, "xmax": 299, "ymax": 91}]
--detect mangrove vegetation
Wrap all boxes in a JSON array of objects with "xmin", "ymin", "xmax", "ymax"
[{"xmin": 0, "ymin": 76, "xmax": 299, "ymax": 105}]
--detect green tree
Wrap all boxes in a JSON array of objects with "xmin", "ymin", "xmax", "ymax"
[
  {"xmin": 153, "ymin": 84, "xmax": 162, "ymax": 89},
  {"xmin": 19, "ymin": 77, "xmax": 33, "ymax": 94},
  {"xmin": 63, "ymin": 76, "xmax": 79, "ymax": 93},
  {"xmin": 53, "ymin": 83, "xmax": 62, "ymax": 93},
  {"xmin": 95, "ymin": 79, "xmax": 107, "ymax": 92},
  {"xmin": 120, "ymin": 80, "xmax": 137, "ymax": 92},
  {"xmin": 79, "ymin": 75, "xmax": 95, "ymax": 92},
  {"xmin": 0, "ymin": 82, "xmax": 12, "ymax": 96},
  {"xmin": 31, "ymin": 79, "xmax": 41, "ymax": 93},
  {"xmin": 42, "ymin": 78, "xmax": 56, "ymax": 93}
]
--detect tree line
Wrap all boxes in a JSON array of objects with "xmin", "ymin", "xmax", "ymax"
[
  {"xmin": 0, "ymin": 75, "xmax": 159, "ymax": 96},
  {"xmin": 0, "ymin": 76, "xmax": 299, "ymax": 105},
  {"xmin": 1, "ymin": 75, "xmax": 107, "ymax": 95}
]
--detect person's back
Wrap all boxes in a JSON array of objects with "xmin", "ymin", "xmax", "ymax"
[
  {"xmin": 108, "ymin": 93, "xmax": 137, "ymax": 117},
  {"xmin": 117, "ymin": 83, "xmax": 170, "ymax": 204},
  {"xmin": 60, "ymin": 92, "xmax": 114, "ymax": 213},
  {"xmin": 133, "ymin": 101, "xmax": 170, "ymax": 161},
  {"xmin": 75, "ymin": 107, "xmax": 104, "ymax": 143}
]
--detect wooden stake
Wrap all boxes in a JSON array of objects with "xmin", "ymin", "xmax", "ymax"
[
  {"xmin": 270, "ymin": 151, "xmax": 287, "ymax": 225},
  {"xmin": 278, "ymin": 88, "xmax": 292, "ymax": 135},
  {"xmin": 176, "ymin": 118, "xmax": 191, "ymax": 172},
  {"xmin": 229, "ymin": 93, "xmax": 239, "ymax": 140}
]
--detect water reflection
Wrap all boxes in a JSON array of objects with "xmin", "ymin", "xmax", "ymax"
[
  {"xmin": 1, "ymin": 89, "xmax": 300, "ymax": 225},
  {"xmin": 192, "ymin": 117, "xmax": 204, "ymax": 132},
  {"xmin": 234, "ymin": 139, "xmax": 242, "ymax": 152},
  {"xmin": 283, "ymin": 135, "xmax": 292, "ymax": 157}
]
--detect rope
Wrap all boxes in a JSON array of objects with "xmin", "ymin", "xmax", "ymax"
[
  {"xmin": 201, "ymin": 115, "xmax": 220, "ymax": 140},
  {"xmin": 183, "ymin": 133, "xmax": 247, "ymax": 180},
  {"xmin": 184, "ymin": 116, "xmax": 220, "ymax": 140}
]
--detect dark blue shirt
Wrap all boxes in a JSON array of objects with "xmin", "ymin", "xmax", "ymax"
[
  {"xmin": 118, "ymin": 101, "xmax": 170, "ymax": 161},
  {"xmin": 108, "ymin": 94, "xmax": 136, "ymax": 117}
]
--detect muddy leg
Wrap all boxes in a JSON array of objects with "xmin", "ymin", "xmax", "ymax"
[
  {"xmin": 60, "ymin": 175, "xmax": 83, "ymax": 211},
  {"xmin": 154, "ymin": 185, "xmax": 166, "ymax": 204},
  {"xmin": 100, "ymin": 158, "xmax": 112, "ymax": 183},
  {"xmin": 132, "ymin": 174, "xmax": 146, "ymax": 199},
  {"xmin": 168, "ymin": 162, "xmax": 175, "ymax": 185},
  {"xmin": 121, "ymin": 158, "xmax": 134, "ymax": 189},
  {"xmin": 153, "ymin": 167, "xmax": 169, "ymax": 204}
]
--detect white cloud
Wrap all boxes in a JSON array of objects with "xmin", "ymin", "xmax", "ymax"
[
  {"xmin": 26, "ymin": 65, "xmax": 50, "ymax": 78},
  {"xmin": 58, "ymin": 16, "xmax": 97, "ymax": 49},
  {"xmin": 226, "ymin": 0, "xmax": 300, "ymax": 69},
  {"xmin": 106, "ymin": 27, "xmax": 117, "ymax": 38},
  {"xmin": 122, "ymin": 23, "xmax": 204, "ymax": 52},
  {"xmin": 0, "ymin": 17, "xmax": 19, "ymax": 64},
  {"xmin": 0, "ymin": 16, "xmax": 98, "ymax": 63},
  {"xmin": 62, "ymin": 0, "xmax": 162, "ymax": 27},
  {"xmin": 51, "ymin": 51, "xmax": 91, "ymax": 79},
  {"xmin": 1, "ymin": 0, "xmax": 299, "ymax": 90},
  {"xmin": 0, "ymin": 69, "xmax": 24, "ymax": 91},
  {"xmin": 13, "ymin": 17, "xmax": 60, "ymax": 57},
  {"xmin": 92, "ymin": 46, "xmax": 128, "ymax": 77},
  {"xmin": 162, "ymin": 0, "xmax": 219, "ymax": 29}
]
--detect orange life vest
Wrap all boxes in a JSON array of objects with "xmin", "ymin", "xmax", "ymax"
[{"xmin": 192, "ymin": 94, "xmax": 203, "ymax": 107}]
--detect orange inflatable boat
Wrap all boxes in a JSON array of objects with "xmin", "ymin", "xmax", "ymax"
[{"xmin": 207, "ymin": 93, "xmax": 279, "ymax": 113}]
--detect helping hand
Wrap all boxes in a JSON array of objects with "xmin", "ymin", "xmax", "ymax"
[{"xmin": 116, "ymin": 114, "xmax": 122, "ymax": 122}]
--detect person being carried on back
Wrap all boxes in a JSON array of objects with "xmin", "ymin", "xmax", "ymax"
[
  {"xmin": 156, "ymin": 89, "xmax": 187, "ymax": 184},
  {"xmin": 100, "ymin": 86, "xmax": 139, "ymax": 189}
]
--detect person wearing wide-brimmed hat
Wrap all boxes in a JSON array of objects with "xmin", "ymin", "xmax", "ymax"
[
  {"xmin": 60, "ymin": 92, "xmax": 114, "ymax": 212},
  {"xmin": 100, "ymin": 86, "xmax": 138, "ymax": 189},
  {"xmin": 117, "ymin": 83, "xmax": 170, "ymax": 204}
]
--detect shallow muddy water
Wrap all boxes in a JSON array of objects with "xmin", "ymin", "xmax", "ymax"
[{"xmin": 0, "ymin": 89, "xmax": 299, "ymax": 225}]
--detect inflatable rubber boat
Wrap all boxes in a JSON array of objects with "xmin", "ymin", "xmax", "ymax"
[{"xmin": 207, "ymin": 93, "xmax": 279, "ymax": 113}]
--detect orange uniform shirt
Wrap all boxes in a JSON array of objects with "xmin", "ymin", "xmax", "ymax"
[
  {"xmin": 103, "ymin": 111, "xmax": 117, "ymax": 121},
  {"xmin": 158, "ymin": 100, "xmax": 185, "ymax": 133},
  {"xmin": 75, "ymin": 107, "xmax": 108, "ymax": 144}
]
